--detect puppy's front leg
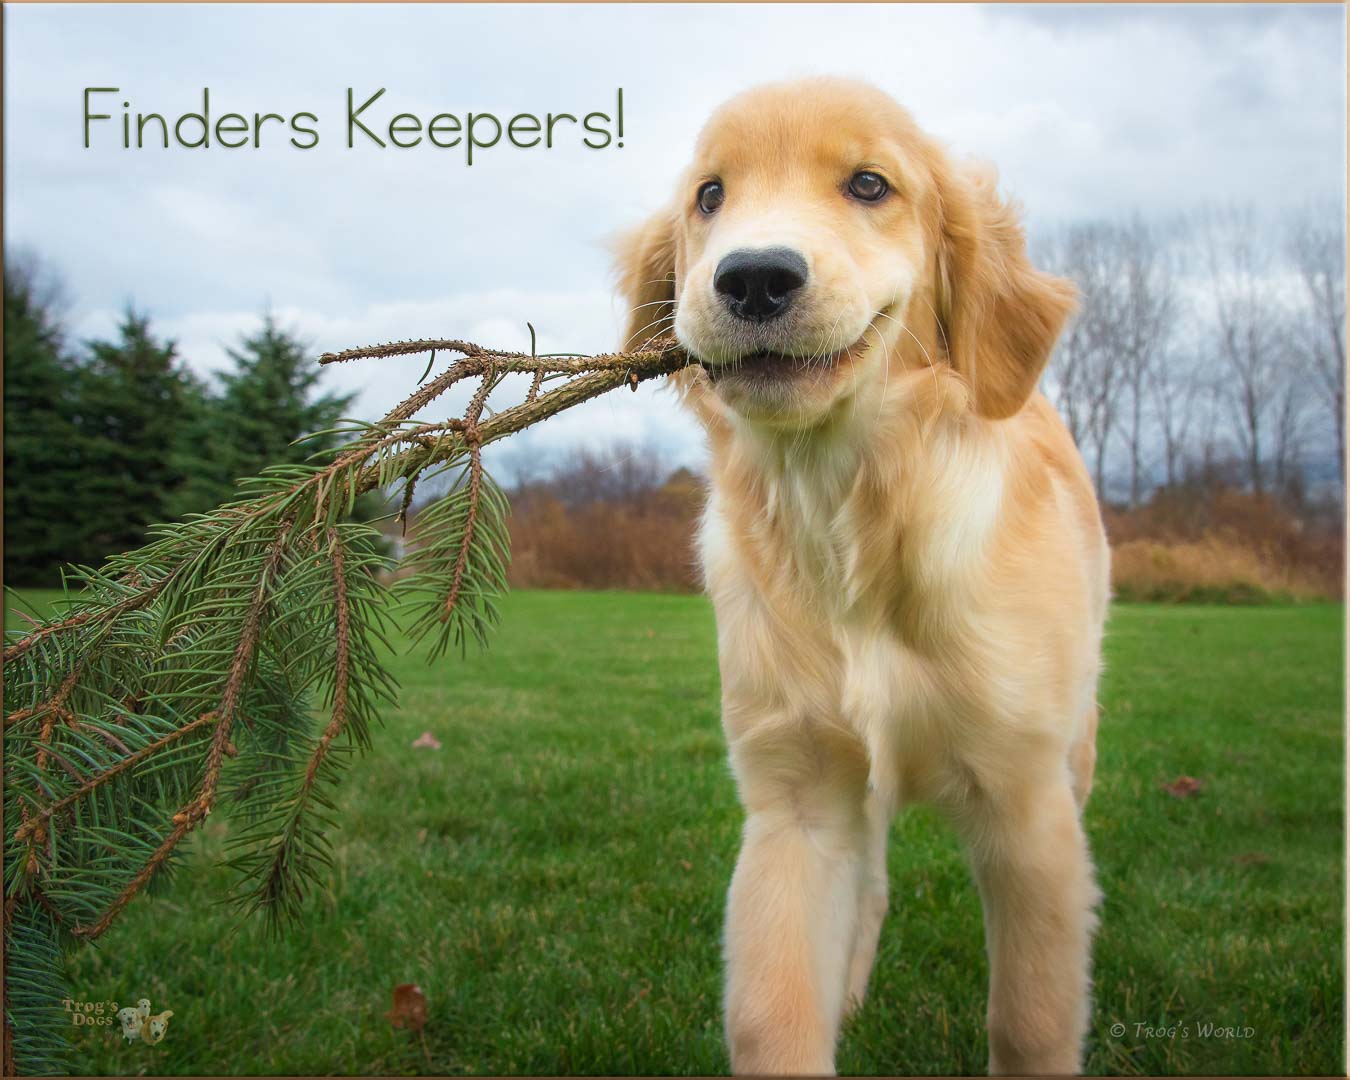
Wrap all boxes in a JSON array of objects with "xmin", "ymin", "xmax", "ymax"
[
  {"xmin": 844, "ymin": 787, "xmax": 891, "ymax": 1015},
  {"xmin": 723, "ymin": 726, "xmax": 869, "ymax": 1076},
  {"xmin": 967, "ymin": 779, "xmax": 1100, "ymax": 1076}
]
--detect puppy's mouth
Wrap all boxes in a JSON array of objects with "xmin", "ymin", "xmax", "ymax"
[{"xmin": 699, "ymin": 336, "xmax": 867, "ymax": 384}]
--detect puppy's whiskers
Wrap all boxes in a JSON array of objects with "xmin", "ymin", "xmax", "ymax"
[
  {"xmin": 625, "ymin": 311, "xmax": 677, "ymax": 351},
  {"xmin": 877, "ymin": 309, "xmax": 942, "ymax": 432},
  {"xmin": 864, "ymin": 314, "xmax": 894, "ymax": 430}
]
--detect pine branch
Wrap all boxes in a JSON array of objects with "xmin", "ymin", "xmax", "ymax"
[{"xmin": 2, "ymin": 333, "xmax": 691, "ymax": 1072}]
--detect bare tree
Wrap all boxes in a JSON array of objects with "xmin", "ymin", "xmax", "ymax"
[
  {"xmin": 1046, "ymin": 206, "xmax": 1328, "ymax": 505},
  {"xmin": 1287, "ymin": 207, "xmax": 1346, "ymax": 488},
  {"xmin": 1199, "ymin": 206, "xmax": 1294, "ymax": 496},
  {"xmin": 1042, "ymin": 223, "xmax": 1130, "ymax": 499},
  {"xmin": 1116, "ymin": 218, "xmax": 1178, "ymax": 504},
  {"xmin": 1043, "ymin": 288, "xmax": 1096, "ymax": 449},
  {"xmin": 1269, "ymin": 374, "xmax": 1310, "ymax": 501},
  {"xmin": 1148, "ymin": 342, "xmax": 1204, "ymax": 489}
]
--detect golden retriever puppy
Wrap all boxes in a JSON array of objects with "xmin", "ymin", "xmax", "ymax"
[{"xmin": 614, "ymin": 78, "xmax": 1108, "ymax": 1076}]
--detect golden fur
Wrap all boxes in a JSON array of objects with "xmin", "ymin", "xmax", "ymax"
[{"xmin": 613, "ymin": 78, "xmax": 1109, "ymax": 1076}]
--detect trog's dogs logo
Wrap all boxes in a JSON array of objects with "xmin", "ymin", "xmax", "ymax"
[{"xmin": 116, "ymin": 998, "xmax": 174, "ymax": 1046}]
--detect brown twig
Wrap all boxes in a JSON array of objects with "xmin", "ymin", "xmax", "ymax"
[
  {"xmin": 3, "ymin": 578, "xmax": 167, "ymax": 665},
  {"xmin": 71, "ymin": 817, "xmax": 195, "ymax": 940},
  {"xmin": 14, "ymin": 658, "xmax": 94, "ymax": 875},
  {"xmin": 6, "ymin": 653, "xmax": 88, "ymax": 732},
  {"xmin": 250, "ymin": 530, "xmax": 359, "ymax": 917},
  {"xmin": 318, "ymin": 337, "xmax": 514, "ymax": 366},
  {"xmin": 302, "ymin": 529, "xmax": 354, "ymax": 792},
  {"xmin": 526, "ymin": 322, "xmax": 545, "ymax": 404},
  {"xmin": 12, "ymin": 711, "xmax": 221, "ymax": 846},
  {"xmin": 439, "ymin": 367, "xmax": 497, "ymax": 622},
  {"xmin": 197, "ymin": 525, "xmax": 292, "ymax": 814},
  {"xmin": 71, "ymin": 525, "xmax": 291, "ymax": 941},
  {"xmin": 345, "ymin": 348, "xmax": 689, "ymax": 504},
  {"xmin": 318, "ymin": 336, "xmax": 684, "ymax": 378},
  {"xmin": 397, "ymin": 475, "xmax": 419, "ymax": 536}
]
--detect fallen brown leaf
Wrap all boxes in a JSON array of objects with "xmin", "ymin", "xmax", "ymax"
[
  {"xmin": 386, "ymin": 983, "xmax": 428, "ymax": 1033},
  {"xmin": 1160, "ymin": 775, "xmax": 1204, "ymax": 799}
]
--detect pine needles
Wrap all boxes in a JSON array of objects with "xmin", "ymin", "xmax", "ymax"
[{"xmin": 2, "ymin": 333, "xmax": 690, "ymax": 1073}]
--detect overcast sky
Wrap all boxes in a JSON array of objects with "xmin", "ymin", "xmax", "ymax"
[{"xmin": 4, "ymin": 3, "xmax": 1345, "ymax": 478}]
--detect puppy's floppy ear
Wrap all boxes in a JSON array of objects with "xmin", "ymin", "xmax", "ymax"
[
  {"xmin": 612, "ymin": 207, "xmax": 680, "ymax": 351},
  {"xmin": 935, "ymin": 162, "xmax": 1076, "ymax": 420}
]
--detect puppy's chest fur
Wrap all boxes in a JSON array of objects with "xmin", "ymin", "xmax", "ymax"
[{"xmin": 700, "ymin": 424, "xmax": 1014, "ymax": 806}]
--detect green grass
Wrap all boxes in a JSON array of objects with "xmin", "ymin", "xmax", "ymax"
[{"xmin": 6, "ymin": 590, "xmax": 1343, "ymax": 1075}]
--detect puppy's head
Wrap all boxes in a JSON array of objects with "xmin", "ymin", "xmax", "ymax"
[{"xmin": 614, "ymin": 78, "xmax": 1075, "ymax": 428}]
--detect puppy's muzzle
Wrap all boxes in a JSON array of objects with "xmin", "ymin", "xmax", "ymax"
[{"xmin": 714, "ymin": 247, "xmax": 809, "ymax": 322}]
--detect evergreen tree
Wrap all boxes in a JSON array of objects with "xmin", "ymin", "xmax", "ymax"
[
  {"xmin": 215, "ymin": 315, "xmax": 358, "ymax": 484},
  {"xmin": 3, "ymin": 258, "xmax": 83, "ymax": 585},
  {"xmin": 73, "ymin": 310, "xmax": 203, "ymax": 563},
  {"xmin": 208, "ymin": 315, "xmax": 389, "ymax": 537},
  {"xmin": 162, "ymin": 366, "xmax": 236, "ymax": 521}
]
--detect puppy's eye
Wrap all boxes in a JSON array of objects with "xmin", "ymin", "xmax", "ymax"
[
  {"xmin": 697, "ymin": 181, "xmax": 725, "ymax": 215},
  {"xmin": 848, "ymin": 171, "xmax": 888, "ymax": 202}
]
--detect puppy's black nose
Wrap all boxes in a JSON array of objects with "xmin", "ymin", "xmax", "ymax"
[{"xmin": 714, "ymin": 248, "xmax": 809, "ymax": 322}]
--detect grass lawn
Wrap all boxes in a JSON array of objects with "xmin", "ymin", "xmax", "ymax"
[{"xmin": 5, "ymin": 589, "xmax": 1344, "ymax": 1075}]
